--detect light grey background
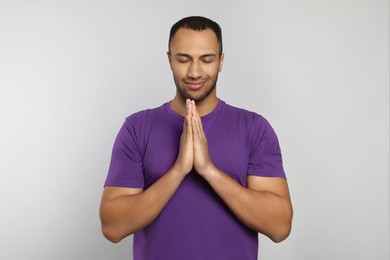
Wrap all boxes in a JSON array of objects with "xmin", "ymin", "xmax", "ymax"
[{"xmin": 0, "ymin": 0, "xmax": 388, "ymax": 259}]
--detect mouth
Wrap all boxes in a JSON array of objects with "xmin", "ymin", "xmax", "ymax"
[{"xmin": 185, "ymin": 80, "xmax": 206, "ymax": 90}]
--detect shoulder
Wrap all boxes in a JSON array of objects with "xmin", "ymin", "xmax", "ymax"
[
  {"xmin": 124, "ymin": 103, "xmax": 167, "ymax": 127},
  {"xmin": 221, "ymin": 101, "xmax": 269, "ymax": 127},
  {"xmin": 220, "ymin": 101, "xmax": 278, "ymax": 142},
  {"xmin": 117, "ymin": 103, "xmax": 168, "ymax": 142},
  {"xmin": 116, "ymin": 103, "xmax": 168, "ymax": 150}
]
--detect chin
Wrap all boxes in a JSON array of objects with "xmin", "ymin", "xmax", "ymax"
[
  {"xmin": 181, "ymin": 91, "xmax": 209, "ymax": 103},
  {"xmin": 180, "ymin": 86, "xmax": 216, "ymax": 103}
]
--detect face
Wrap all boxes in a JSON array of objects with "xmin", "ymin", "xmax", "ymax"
[{"xmin": 168, "ymin": 28, "xmax": 224, "ymax": 103}]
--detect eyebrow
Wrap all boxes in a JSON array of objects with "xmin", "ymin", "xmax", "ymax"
[{"xmin": 174, "ymin": 53, "xmax": 217, "ymax": 58}]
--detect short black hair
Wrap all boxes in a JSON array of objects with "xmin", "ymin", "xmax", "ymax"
[{"xmin": 168, "ymin": 16, "xmax": 223, "ymax": 56}]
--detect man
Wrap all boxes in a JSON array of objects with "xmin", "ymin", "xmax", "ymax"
[{"xmin": 100, "ymin": 16, "xmax": 292, "ymax": 260}]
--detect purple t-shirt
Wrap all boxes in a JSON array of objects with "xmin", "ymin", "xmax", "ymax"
[{"xmin": 105, "ymin": 100, "xmax": 285, "ymax": 260}]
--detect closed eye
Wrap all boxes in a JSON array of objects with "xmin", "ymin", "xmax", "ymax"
[
  {"xmin": 176, "ymin": 58, "xmax": 190, "ymax": 63},
  {"xmin": 201, "ymin": 54, "xmax": 217, "ymax": 63},
  {"xmin": 202, "ymin": 58, "xmax": 215, "ymax": 63}
]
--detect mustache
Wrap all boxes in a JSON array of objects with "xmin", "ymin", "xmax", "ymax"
[{"xmin": 184, "ymin": 78, "xmax": 208, "ymax": 83}]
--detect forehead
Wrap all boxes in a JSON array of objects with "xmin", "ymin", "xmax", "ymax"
[{"xmin": 169, "ymin": 28, "xmax": 219, "ymax": 55}]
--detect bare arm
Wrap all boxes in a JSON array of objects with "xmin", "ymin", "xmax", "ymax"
[
  {"xmin": 100, "ymin": 100, "xmax": 195, "ymax": 243},
  {"xmin": 203, "ymin": 171, "xmax": 292, "ymax": 242},
  {"xmin": 100, "ymin": 167, "xmax": 186, "ymax": 243},
  {"xmin": 190, "ymin": 100, "xmax": 293, "ymax": 242}
]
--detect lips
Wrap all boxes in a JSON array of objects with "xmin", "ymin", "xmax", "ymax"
[{"xmin": 185, "ymin": 81, "xmax": 206, "ymax": 90}]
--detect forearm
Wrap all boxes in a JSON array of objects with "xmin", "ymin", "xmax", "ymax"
[
  {"xmin": 203, "ymin": 167, "xmax": 293, "ymax": 242},
  {"xmin": 100, "ymin": 167, "xmax": 186, "ymax": 243},
  {"xmin": 101, "ymin": 100, "xmax": 196, "ymax": 243}
]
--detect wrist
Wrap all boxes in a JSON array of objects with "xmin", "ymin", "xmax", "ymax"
[
  {"xmin": 171, "ymin": 162, "xmax": 191, "ymax": 178},
  {"xmin": 198, "ymin": 163, "xmax": 218, "ymax": 180}
]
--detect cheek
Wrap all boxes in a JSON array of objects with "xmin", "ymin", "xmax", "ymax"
[
  {"xmin": 205, "ymin": 65, "xmax": 220, "ymax": 77},
  {"xmin": 172, "ymin": 65, "xmax": 188, "ymax": 78}
]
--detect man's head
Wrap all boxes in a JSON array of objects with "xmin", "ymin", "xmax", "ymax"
[
  {"xmin": 169, "ymin": 16, "xmax": 223, "ymax": 57},
  {"xmin": 168, "ymin": 16, "xmax": 224, "ymax": 104}
]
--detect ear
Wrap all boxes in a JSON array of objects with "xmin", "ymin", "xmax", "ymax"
[
  {"xmin": 167, "ymin": 52, "xmax": 173, "ymax": 70},
  {"xmin": 218, "ymin": 53, "xmax": 224, "ymax": 72},
  {"xmin": 167, "ymin": 52, "xmax": 172, "ymax": 62}
]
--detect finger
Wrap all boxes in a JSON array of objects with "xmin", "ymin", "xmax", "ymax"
[
  {"xmin": 191, "ymin": 100, "xmax": 198, "ymax": 122},
  {"xmin": 194, "ymin": 102, "xmax": 204, "ymax": 134},
  {"xmin": 182, "ymin": 100, "xmax": 188, "ymax": 133},
  {"xmin": 192, "ymin": 101, "xmax": 204, "ymax": 137},
  {"xmin": 189, "ymin": 101, "xmax": 197, "ymax": 135},
  {"xmin": 182, "ymin": 100, "xmax": 189, "ymax": 138},
  {"xmin": 192, "ymin": 117, "xmax": 198, "ymax": 133},
  {"xmin": 186, "ymin": 99, "xmax": 192, "ymax": 119},
  {"xmin": 185, "ymin": 99, "xmax": 193, "ymax": 138},
  {"xmin": 191, "ymin": 102, "xmax": 203, "ymax": 141},
  {"xmin": 188, "ymin": 99, "xmax": 193, "ymax": 118}
]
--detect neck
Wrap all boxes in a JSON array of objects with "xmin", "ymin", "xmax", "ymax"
[{"xmin": 170, "ymin": 94, "xmax": 218, "ymax": 117}]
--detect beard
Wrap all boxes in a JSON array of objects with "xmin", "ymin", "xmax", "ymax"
[{"xmin": 174, "ymin": 74, "xmax": 219, "ymax": 103}]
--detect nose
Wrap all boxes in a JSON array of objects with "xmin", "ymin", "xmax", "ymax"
[{"xmin": 187, "ymin": 61, "xmax": 202, "ymax": 79}]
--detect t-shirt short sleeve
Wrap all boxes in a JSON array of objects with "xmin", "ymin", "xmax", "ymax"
[
  {"xmin": 248, "ymin": 115, "xmax": 286, "ymax": 178},
  {"xmin": 104, "ymin": 118, "xmax": 145, "ymax": 188}
]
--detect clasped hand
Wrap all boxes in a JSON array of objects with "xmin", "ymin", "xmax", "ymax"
[{"xmin": 174, "ymin": 99, "xmax": 215, "ymax": 178}]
